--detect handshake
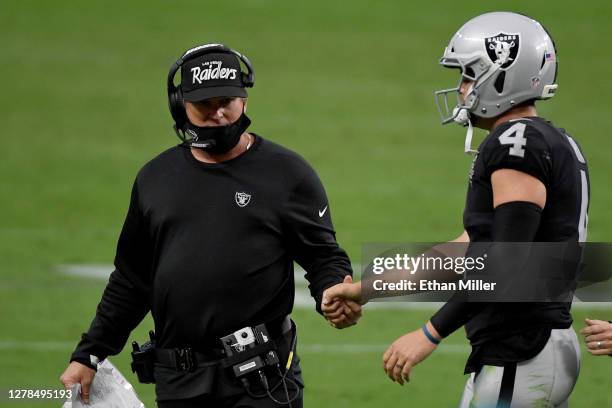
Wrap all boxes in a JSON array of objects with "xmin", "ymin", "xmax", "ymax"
[
  {"xmin": 320, "ymin": 274, "xmax": 442, "ymax": 385},
  {"xmin": 321, "ymin": 275, "xmax": 364, "ymax": 329}
]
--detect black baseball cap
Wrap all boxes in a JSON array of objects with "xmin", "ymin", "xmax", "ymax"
[{"xmin": 181, "ymin": 52, "xmax": 247, "ymax": 102}]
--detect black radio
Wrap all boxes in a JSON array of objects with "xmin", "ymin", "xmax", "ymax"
[
  {"xmin": 130, "ymin": 330, "xmax": 156, "ymax": 384},
  {"xmin": 220, "ymin": 323, "xmax": 279, "ymax": 378},
  {"xmin": 219, "ymin": 319, "xmax": 300, "ymax": 406}
]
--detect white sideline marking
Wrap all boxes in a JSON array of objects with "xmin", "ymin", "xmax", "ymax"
[
  {"xmin": 59, "ymin": 264, "xmax": 113, "ymax": 279},
  {"xmin": 56, "ymin": 264, "xmax": 612, "ymax": 310},
  {"xmin": 0, "ymin": 341, "xmax": 75, "ymax": 351},
  {"xmin": 0, "ymin": 340, "xmax": 470, "ymax": 354}
]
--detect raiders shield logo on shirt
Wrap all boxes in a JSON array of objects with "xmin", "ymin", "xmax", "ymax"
[
  {"xmin": 235, "ymin": 192, "xmax": 251, "ymax": 207},
  {"xmin": 485, "ymin": 33, "xmax": 520, "ymax": 69}
]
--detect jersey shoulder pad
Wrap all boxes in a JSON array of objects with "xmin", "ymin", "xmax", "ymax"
[{"xmin": 481, "ymin": 119, "xmax": 552, "ymax": 185}]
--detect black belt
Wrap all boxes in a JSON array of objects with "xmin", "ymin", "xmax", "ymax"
[{"xmin": 155, "ymin": 316, "xmax": 292, "ymax": 372}]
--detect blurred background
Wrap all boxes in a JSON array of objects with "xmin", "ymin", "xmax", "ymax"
[{"xmin": 1, "ymin": 0, "xmax": 611, "ymax": 406}]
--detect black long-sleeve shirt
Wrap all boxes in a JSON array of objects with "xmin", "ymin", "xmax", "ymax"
[{"xmin": 70, "ymin": 135, "xmax": 352, "ymax": 371}]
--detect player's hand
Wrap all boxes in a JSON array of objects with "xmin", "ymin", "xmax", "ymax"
[
  {"xmin": 581, "ymin": 318, "xmax": 612, "ymax": 356},
  {"xmin": 322, "ymin": 276, "xmax": 363, "ymax": 329},
  {"xmin": 60, "ymin": 361, "xmax": 96, "ymax": 404},
  {"xmin": 382, "ymin": 323, "xmax": 440, "ymax": 385},
  {"xmin": 322, "ymin": 275, "xmax": 363, "ymax": 305}
]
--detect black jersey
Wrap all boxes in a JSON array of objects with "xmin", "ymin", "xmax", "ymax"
[
  {"xmin": 70, "ymin": 136, "xmax": 352, "ymax": 392},
  {"xmin": 465, "ymin": 116, "xmax": 589, "ymax": 243},
  {"xmin": 462, "ymin": 116, "xmax": 590, "ymax": 371}
]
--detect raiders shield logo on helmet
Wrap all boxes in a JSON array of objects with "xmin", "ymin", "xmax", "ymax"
[
  {"xmin": 235, "ymin": 192, "xmax": 251, "ymax": 207},
  {"xmin": 485, "ymin": 33, "xmax": 520, "ymax": 69}
]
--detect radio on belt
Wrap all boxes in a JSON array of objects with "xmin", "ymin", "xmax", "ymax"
[{"xmin": 220, "ymin": 324, "xmax": 279, "ymax": 378}]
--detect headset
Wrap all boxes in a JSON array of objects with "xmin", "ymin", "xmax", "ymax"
[{"xmin": 167, "ymin": 43, "xmax": 255, "ymax": 137}]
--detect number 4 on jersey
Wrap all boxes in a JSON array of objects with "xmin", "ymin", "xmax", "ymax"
[{"xmin": 498, "ymin": 122, "xmax": 527, "ymax": 158}]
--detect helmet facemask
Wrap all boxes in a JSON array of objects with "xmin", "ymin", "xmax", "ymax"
[
  {"xmin": 434, "ymin": 50, "xmax": 502, "ymax": 154},
  {"xmin": 434, "ymin": 50, "xmax": 504, "ymax": 125}
]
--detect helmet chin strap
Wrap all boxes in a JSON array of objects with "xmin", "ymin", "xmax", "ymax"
[
  {"xmin": 452, "ymin": 107, "xmax": 477, "ymax": 155},
  {"xmin": 463, "ymin": 118, "xmax": 476, "ymax": 155}
]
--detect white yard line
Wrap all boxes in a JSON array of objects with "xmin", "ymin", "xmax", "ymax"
[{"xmin": 0, "ymin": 341, "xmax": 76, "ymax": 351}]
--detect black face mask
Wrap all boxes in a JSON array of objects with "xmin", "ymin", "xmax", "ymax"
[{"xmin": 184, "ymin": 113, "xmax": 251, "ymax": 154}]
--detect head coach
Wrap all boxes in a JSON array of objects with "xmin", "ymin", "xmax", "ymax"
[{"xmin": 60, "ymin": 43, "xmax": 361, "ymax": 408}]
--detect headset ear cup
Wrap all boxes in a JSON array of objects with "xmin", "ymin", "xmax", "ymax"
[
  {"xmin": 169, "ymin": 86, "xmax": 187, "ymax": 128},
  {"xmin": 241, "ymin": 72, "xmax": 253, "ymax": 88},
  {"xmin": 176, "ymin": 86, "xmax": 187, "ymax": 126}
]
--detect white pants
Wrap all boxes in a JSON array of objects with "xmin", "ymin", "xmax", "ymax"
[{"xmin": 458, "ymin": 328, "xmax": 581, "ymax": 408}]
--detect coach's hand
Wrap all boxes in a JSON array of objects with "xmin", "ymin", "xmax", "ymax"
[
  {"xmin": 60, "ymin": 361, "xmax": 96, "ymax": 404},
  {"xmin": 581, "ymin": 318, "xmax": 612, "ymax": 356},
  {"xmin": 383, "ymin": 322, "xmax": 440, "ymax": 385},
  {"xmin": 322, "ymin": 276, "xmax": 363, "ymax": 328}
]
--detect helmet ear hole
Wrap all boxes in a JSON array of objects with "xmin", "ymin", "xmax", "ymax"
[
  {"xmin": 494, "ymin": 71, "xmax": 506, "ymax": 94},
  {"xmin": 464, "ymin": 67, "xmax": 476, "ymax": 79}
]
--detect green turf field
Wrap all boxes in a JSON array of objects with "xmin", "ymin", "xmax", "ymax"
[{"xmin": 2, "ymin": 1, "xmax": 612, "ymax": 407}]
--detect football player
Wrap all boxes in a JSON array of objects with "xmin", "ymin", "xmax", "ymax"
[{"xmin": 323, "ymin": 11, "xmax": 588, "ymax": 407}]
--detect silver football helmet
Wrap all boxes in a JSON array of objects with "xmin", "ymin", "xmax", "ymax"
[{"xmin": 434, "ymin": 12, "xmax": 558, "ymax": 153}]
